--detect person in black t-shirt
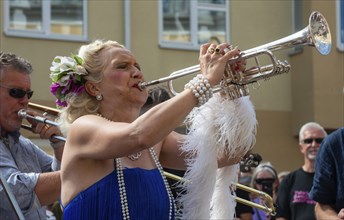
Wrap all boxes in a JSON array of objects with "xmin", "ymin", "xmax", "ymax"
[{"xmin": 275, "ymin": 122, "xmax": 327, "ymax": 220}]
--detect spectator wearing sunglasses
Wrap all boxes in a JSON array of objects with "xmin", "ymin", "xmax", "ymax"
[
  {"xmin": 275, "ymin": 122, "xmax": 327, "ymax": 220},
  {"xmin": 0, "ymin": 52, "xmax": 64, "ymax": 219},
  {"xmin": 250, "ymin": 162, "xmax": 279, "ymax": 220},
  {"xmin": 309, "ymin": 127, "xmax": 344, "ymax": 219}
]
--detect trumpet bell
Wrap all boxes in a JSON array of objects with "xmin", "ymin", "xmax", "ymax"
[
  {"xmin": 309, "ymin": 11, "xmax": 331, "ymax": 55},
  {"xmin": 243, "ymin": 11, "xmax": 331, "ymax": 56},
  {"xmin": 139, "ymin": 11, "xmax": 332, "ymax": 100}
]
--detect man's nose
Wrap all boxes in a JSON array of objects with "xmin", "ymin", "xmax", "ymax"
[{"xmin": 18, "ymin": 96, "xmax": 29, "ymax": 105}]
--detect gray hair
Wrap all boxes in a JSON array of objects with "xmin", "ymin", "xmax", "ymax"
[
  {"xmin": 140, "ymin": 86, "xmax": 171, "ymax": 114},
  {"xmin": 298, "ymin": 122, "xmax": 327, "ymax": 143},
  {"xmin": 0, "ymin": 52, "xmax": 32, "ymax": 78},
  {"xmin": 250, "ymin": 162, "xmax": 278, "ymax": 189}
]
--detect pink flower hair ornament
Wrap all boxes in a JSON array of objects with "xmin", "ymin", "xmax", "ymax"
[{"xmin": 49, "ymin": 54, "xmax": 87, "ymax": 107}]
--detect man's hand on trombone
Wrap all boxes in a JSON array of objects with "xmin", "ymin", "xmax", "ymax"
[{"xmin": 20, "ymin": 109, "xmax": 64, "ymax": 159}]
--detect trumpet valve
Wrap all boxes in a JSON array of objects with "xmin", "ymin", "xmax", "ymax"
[{"xmin": 220, "ymin": 65, "xmax": 250, "ymax": 100}]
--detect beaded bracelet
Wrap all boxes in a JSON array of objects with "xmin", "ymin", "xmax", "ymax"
[{"xmin": 184, "ymin": 74, "xmax": 213, "ymax": 106}]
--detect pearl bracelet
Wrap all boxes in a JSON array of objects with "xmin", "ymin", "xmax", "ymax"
[{"xmin": 184, "ymin": 74, "xmax": 213, "ymax": 106}]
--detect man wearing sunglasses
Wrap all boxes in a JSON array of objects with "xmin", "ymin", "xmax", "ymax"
[
  {"xmin": 0, "ymin": 52, "xmax": 64, "ymax": 219},
  {"xmin": 275, "ymin": 122, "xmax": 327, "ymax": 220}
]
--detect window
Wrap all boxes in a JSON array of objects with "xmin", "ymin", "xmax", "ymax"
[
  {"xmin": 290, "ymin": 0, "xmax": 303, "ymax": 55},
  {"xmin": 337, "ymin": 0, "xmax": 344, "ymax": 51},
  {"xmin": 4, "ymin": 0, "xmax": 88, "ymax": 42},
  {"xmin": 159, "ymin": 0, "xmax": 229, "ymax": 50}
]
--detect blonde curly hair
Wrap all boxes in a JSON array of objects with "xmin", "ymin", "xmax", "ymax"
[{"xmin": 57, "ymin": 40, "xmax": 125, "ymax": 135}]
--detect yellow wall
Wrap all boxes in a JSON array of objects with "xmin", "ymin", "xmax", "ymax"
[
  {"xmin": 291, "ymin": 1, "xmax": 344, "ymax": 135},
  {"xmin": 1, "ymin": 0, "xmax": 343, "ymax": 173}
]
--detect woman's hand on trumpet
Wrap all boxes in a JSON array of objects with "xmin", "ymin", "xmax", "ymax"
[{"xmin": 200, "ymin": 42, "xmax": 242, "ymax": 86}]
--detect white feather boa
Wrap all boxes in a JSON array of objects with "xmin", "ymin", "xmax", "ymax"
[{"xmin": 177, "ymin": 94, "xmax": 257, "ymax": 220}]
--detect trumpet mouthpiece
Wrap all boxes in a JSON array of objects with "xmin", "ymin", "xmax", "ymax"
[
  {"xmin": 18, "ymin": 109, "xmax": 28, "ymax": 119},
  {"xmin": 138, "ymin": 82, "xmax": 147, "ymax": 91}
]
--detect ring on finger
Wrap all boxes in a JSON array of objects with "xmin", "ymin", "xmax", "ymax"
[
  {"xmin": 208, "ymin": 47, "xmax": 215, "ymax": 54},
  {"xmin": 224, "ymin": 45, "xmax": 234, "ymax": 54},
  {"xmin": 45, "ymin": 124, "xmax": 50, "ymax": 130},
  {"xmin": 215, "ymin": 48, "xmax": 221, "ymax": 54}
]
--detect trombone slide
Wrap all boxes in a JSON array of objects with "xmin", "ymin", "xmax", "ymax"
[
  {"xmin": 163, "ymin": 171, "xmax": 276, "ymax": 215},
  {"xmin": 18, "ymin": 109, "xmax": 59, "ymax": 127},
  {"xmin": 19, "ymin": 108, "xmax": 66, "ymax": 142}
]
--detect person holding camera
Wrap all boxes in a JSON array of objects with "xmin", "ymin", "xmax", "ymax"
[
  {"xmin": 250, "ymin": 162, "xmax": 279, "ymax": 220},
  {"xmin": 275, "ymin": 122, "xmax": 327, "ymax": 220}
]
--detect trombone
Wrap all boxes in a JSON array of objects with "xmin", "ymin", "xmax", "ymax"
[
  {"xmin": 163, "ymin": 171, "xmax": 276, "ymax": 216},
  {"xmin": 139, "ymin": 11, "xmax": 331, "ymax": 100},
  {"xmin": 20, "ymin": 103, "xmax": 66, "ymax": 142},
  {"xmin": 19, "ymin": 102, "xmax": 276, "ymax": 215}
]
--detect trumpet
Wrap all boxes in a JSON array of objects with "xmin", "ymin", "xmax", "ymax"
[
  {"xmin": 139, "ymin": 11, "xmax": 331, "ymax": 100},
  {"xmin": 20, "ymin": 102, "xmax": 276, "ymax": 215}
]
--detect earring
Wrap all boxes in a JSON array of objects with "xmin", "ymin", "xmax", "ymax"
[{"xmin": 96, "ymin": 94, "xmax": 103, "ymax": 101}]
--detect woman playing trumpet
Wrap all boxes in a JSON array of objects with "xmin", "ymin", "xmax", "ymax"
[{"xmin": 52, "ymin": 39, "xmax": 254, "ymax": 219}]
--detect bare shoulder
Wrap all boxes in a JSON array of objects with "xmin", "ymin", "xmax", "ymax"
[
  {"xmin": 67, "ymin": 115, "xmax": 110, "ymax": 148},
  {"xmin": 70, "ymin": 114, "xmax": 104, "ymax": 132},
  {"xmin": 64, "ymin": 114, "xmax": 135, "ymax": 161}
]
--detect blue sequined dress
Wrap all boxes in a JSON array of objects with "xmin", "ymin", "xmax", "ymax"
[{"xmin": 62, "ymin": 167, "xmax": 175, "ymax": 220}]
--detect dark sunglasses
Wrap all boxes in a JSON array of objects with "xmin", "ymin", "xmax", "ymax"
[
  {"xmin": 255, "ymin": 178, "xmax": 275, "ymax": 184},
  {"xmin": 0, "ymin": 85, "xmax": 34, "ymax": 99},
  {"xmin": 302, "ymin": 138, "xmax": 324, "ymax": 144}
]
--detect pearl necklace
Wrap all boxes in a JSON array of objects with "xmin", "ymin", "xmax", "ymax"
[
  {"xmin": 96, "ymin": 113, "xmax": 175, "ymax": 218},
  {"xmin": 116, "ymin": 147, "xmax": 176, "ymax": 220}
]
